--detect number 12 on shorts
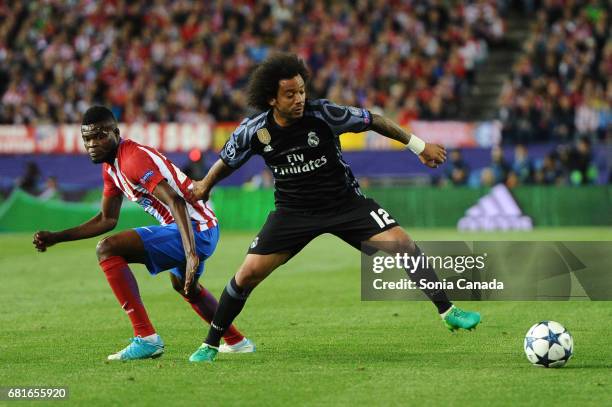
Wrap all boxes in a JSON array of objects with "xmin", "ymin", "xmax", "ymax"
[{"xmin": 370, "ymin": 209, "xmax": 396, "ymax": 228}]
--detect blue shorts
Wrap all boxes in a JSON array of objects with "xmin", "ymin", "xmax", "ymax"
[{"xmin": 134, "ymin": 223, "xmax": 219, "ymax": 280}]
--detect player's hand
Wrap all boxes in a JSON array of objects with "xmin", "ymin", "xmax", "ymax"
[
  {"xmin": 190, "ymin": 180, "xmax": 210, "ymax": 202},
  {"xmin": 183, "ymin": 252, "xmax": 200, "ymax": 296},
  {"xmin": 418, "ymin": 143, "xmax": 447, "ymax": 168},
  {"xmin": 33, "ymin": 231, "xmax": 58, "ymax": 252}
]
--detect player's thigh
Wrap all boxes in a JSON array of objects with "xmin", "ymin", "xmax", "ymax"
[
  {"xmin": 133, "ymin": 223, "xmax": 218, "ymax": 276},
  {"xmin": 248, "ymin": 209, "xmax": 319, "ymax": 257},
  {"xmin": 96, "ymin": 229, "xmax": 147, "ymax": 263},
  {"xmin": 330, "ymin": 198, "xmax": 405, "ymax": 253},
  {"xmin": 235, "ymin": 252, "xmax": 292, "ymax": 287},
  {"xmin": 366, "ymin": 225, "xmax": 416, "ymax": 255}
]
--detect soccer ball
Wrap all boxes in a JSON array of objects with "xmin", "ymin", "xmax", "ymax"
[{"xmin": 524, "ymin": 321, "xmax": 573, "ymax": 368}]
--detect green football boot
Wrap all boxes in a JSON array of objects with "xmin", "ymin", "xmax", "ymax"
[
  {"xmin": 189, "ymin": 344, "xmax": 218, "ymax": 362},
  {"xmin": 443, "ymin": 306, "xmax": 481, "ymax": 331}
]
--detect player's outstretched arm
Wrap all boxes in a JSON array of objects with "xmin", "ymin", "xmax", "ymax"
[
  {"xmin": 151, "ymin": 180, "xmax": 199, "ymax": 295},
  {"xmin": 369, "ymin": 113, "xmax": 447, "ymax": 168},
  {"xmin": 191, "ymin": 159, "xmax": 235, "ymax": 202},
  {"xmin": 33, "ymin": 194, "xmax": 122, "ymax": 252}
]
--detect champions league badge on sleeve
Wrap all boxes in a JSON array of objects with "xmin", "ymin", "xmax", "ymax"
[
  {"xmin": 349, "ymin": 106, "xmax": 370, "ymax": 124},
  {"xmin": 140, "ymin": 170, "xmax": 155, "ymax": 185},
  {"xmin": 348, "ymin": 106, "xmax": 362, "ymax": 116},
  {"xmin": 257, "ymin": 128, "xmax": 273, "ymax": 152}
]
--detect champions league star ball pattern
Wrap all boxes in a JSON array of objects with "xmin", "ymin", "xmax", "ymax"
[{"xmin": 524, "ymin": 321, "xmax": 574, "ymax": 368}]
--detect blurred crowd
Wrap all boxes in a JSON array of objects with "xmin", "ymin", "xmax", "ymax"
[
  {"xmin": 440, "ymin": 137, "xmax": 605, "ymax": 188},
  {"xmin": 0, "ymin": 0, "xmax": 609, "ymax": 151},
  {"xmin": 498, "ymin": 0, "xmax": 611, "ymax": 144},
  {"xmin": 0, "ymin": 0, "xmax": 505, "ymax": 126},
  {"xmin": 12, "ymin": 148, "xmax": 211, "ymax": 200},
  {"xmin": 14, "ymin": 162, "xmax": 60, "ymax": 200}
]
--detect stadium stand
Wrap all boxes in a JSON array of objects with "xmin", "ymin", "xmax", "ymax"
[
  {"xmin": 0, "ymin": 0, "xmax": 505, "ymax": 124},
  {"xmin": 497, "ymin": 0, "xmax": 610, "ymax": 144},
  {"xmin": 0, "ymin": 1, "xmax": 608, "ymax": 192}
]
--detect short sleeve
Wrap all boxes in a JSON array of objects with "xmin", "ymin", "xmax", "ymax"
[
  {"xmin": 121, "ymin": 146, "xmax": 165, "ymax": 193},
  {"xmin": 102, "ymin": 166, "xmax": 122, "ymax": 197},
  {"xmin": 219, "ymin": 120, "xmax": 255, "ymax": 169},
  {"xmin": 317, "ymin": 100, "xmax": 371, "ymax": 136}
]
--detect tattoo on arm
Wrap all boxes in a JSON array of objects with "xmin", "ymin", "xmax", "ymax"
[{"xmin": 370, "ymin": 113, "xmax": 413, "ymax": 145}]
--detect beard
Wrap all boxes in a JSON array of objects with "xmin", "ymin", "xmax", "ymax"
[{"xmin": 281, "ymin": 108, "xmax": 303, "ymax": 122}]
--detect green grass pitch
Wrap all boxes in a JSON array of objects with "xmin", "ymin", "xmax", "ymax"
[{"xmin": 1, "ymin": 228, "xmax": 611, "ymax": 406}]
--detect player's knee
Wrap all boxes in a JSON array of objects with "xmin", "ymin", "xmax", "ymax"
[
  {"xmin": 96, "ymin": 237, "xmax": 116, "ymax": 262},
  {"xmin": 394, "ymin": 234, "xmax": 417, "ymax": 255},
  {"xmin": 170, "ymin": 277, "xmax": 184, "ymax": 293},
  {"xmin": 236, "ymin": 263, "xmax": 267, "ymax": 288}
]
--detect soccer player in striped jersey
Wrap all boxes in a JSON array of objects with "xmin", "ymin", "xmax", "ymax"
[{"xmin": 32, "ymin": 106, "xmax": 254, "ymax": 361}]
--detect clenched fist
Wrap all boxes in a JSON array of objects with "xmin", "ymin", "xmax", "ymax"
[
  {"xmin": 190, "ymin": 180, "xmax": 210, "ymax": 202},
  {"xmin": 33, "ymin": 231, "xmax": 58, "ymax": 252},
  {"xmin": 418, "ymin": 143, "xmax": 447, "ymax": 168}
]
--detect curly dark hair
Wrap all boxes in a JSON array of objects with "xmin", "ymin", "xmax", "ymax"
[{"xmin": 247, "ymin": 53, "xmax": 310, "ymax": 112}]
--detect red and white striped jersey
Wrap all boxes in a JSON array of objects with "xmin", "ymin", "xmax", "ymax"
[{"xmin": 102, "ymin": 139, "xmax": 217, "ymax": 231}]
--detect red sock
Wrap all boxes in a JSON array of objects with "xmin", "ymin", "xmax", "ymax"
[
  {"xmin": 100, "ymin": 256, "xmax": 155, "ymax": 337},
  {"xmin": 185, "ymin": 285, "xmax": 244, "ymax": 345}
]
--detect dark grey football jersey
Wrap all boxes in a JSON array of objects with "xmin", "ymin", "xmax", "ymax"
[{"xmin": 220, "ymin": 99, "xmax": 372, "ymax": 210}]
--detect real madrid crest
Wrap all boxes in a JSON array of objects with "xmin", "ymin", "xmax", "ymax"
[
  {"xmin": 307, "ymin": 131, "xmax": 319, "ymax": 147},
  {"xmin": 257, "ymin": 128, "xmax": 273, "ymax": 152},
  {"xmin": 225, "ymin": 140, "xmax": 236, "ymax": 159}
]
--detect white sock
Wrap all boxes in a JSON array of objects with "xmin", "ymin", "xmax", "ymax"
[
  {"xmin": 143, "ymin": 333, "xmax": 159, "ymax": 342},
  {"xmin": 440, "ymin": 305, "xmax": 455, "ymax": 319}
]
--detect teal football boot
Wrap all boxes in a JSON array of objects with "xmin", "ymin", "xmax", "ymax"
[
  {"xmin": 443, "ymin": 306, "xmax": 481, "ymax": 331},
  {"xmin": 107, "ymin": 335, "xmax": 164, "ymax": 360},
  {"xmin": 189, "ymin": 344, "xmax": 219, "ymax": 362}
]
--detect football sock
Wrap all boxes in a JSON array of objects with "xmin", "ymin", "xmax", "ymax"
[
  {"xmin": 204, "ymin": 276, "xmax": 251, "ymax": 348},
  {"xmin": 439, "ymin": 305, "xmax": 454, "ymax": 319},
  {"xmin": 100, "ymin": 256, "xmax": 156, "ymax": 337},
  {"xmin": 143, "ymin": 333, "xmax": 160, "ymax": 343},
  {"xmin": 405, "ymin": 245, "xmax": 453, "ymax": 315},
  {"xmin": 183, "ymin": 284, "xmax": 244, "ymax": 345}
]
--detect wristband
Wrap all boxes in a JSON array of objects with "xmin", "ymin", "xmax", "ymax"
[{"xmin": 406, "ymin": 134, "xmax": 426, "ymax": 155}]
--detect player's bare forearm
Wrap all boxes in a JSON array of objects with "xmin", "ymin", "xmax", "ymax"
[
  {"xmin": 152, "ymin": 180, "xmax": 199, "ymax": 294},
  {"xmin": 152, "ymin": 181, "xmax": 197, "ymax": 257},
  {"xmin": 33, "ymin": 194, "xmax": 121, "ymax": 252},
  {"xmin": 191, "ymin": 159, "xmax": 234, "ymax": 201},
  {"xmin": 170, "ymin": 199, "xmax": 197, "ymax": 256},
  {"xmin": 56, "ymin": 213, "xmax": 117, "ymax": 241},
  {"xmin": 369, "ymin": 113, "xmax": 412, "ymax": 145},
  {"xmin": 369, "ymin": 113, "xmax": 447, "ymax": 168},
  {"xmin": 60, "ymin": 194, "xmax": 122, "ymax": 240}
]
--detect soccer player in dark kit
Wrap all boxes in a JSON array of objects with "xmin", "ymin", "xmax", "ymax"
[
  {"xmin": 189, "ymin": 53, "xmax": 481, "ymax": 362},
  {"xmin": 33, "ymin": 106, "xmax": 254, "ymax": 360}
]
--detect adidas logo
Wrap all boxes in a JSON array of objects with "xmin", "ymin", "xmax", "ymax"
[{"xmin": 458, "ymin": 184, "xmax": 533, "ymax": 231}]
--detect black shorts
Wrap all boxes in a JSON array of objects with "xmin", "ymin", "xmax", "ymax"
[{"xmin": 247, "ymin": 196, "xmax": 400, "ymax": 257}]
